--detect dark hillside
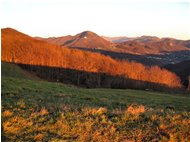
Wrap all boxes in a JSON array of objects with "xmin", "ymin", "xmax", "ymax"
[{"xmin": 164, "ymin": 60, "xmax": 190, "ymax": 87}]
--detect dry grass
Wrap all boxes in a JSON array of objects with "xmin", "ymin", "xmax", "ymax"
[
  {"xmin": 2, "ymin": 110, "xmax": 13, "ymax": 117},
  {"xmin": 33, "ymin": 133, "xmax": 44, "ymax": 141},
  {"xmin": 2, "ymin": 105, "xmax": 190, "ymax": 142},
  {"xmin": 39, "ymin": 107, "xmax": 49, "ymax": 116},
  {"xmin": 3, "ymin": 116, "xmax": 33, "ymax": 135},
  {"xmin": 126, "ymin": 104, "xmax": 145, "ymax": 115},
  {"xmin": 2, "ymin": 62, "xmax": 190, "ymax": 141}
]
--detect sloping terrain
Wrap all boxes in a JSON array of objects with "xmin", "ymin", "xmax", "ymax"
[
  {"xmin": 1, "ymin": 62, "xmax": 42, "ymax": 81},
  {"xmin": 78, "ymin": 48, "xmax": 190, "ymax": 66},
  {"xmin": 102, "ymin": 36, "xmax": 131, "ymax": 43},
  {"xmin": 2, "ymin": 28, "xmax": 182, "ymax": 89},
  {"xmin": 102, "ymin": 35, "xmax": 159, "ymax": 43},
  {"xmin": 104, "ymin": 35, "xmax": 190, "ymax": 48},
  {"xmin": 114, "ymin": 37, "xmax": 190, "ymax": 54},
  {"xmin": 64, "ymin": 31, "xmax": 113, "ymax": 49},
  {"xmin": 2, "ymin": 62, "xmax": 190, "ymax": 141},
  {"xmin": 35, "ymin": 35, "xmax": 74, "ymax": 46},
  {"xmin": 38, "ymin": 31, "xmax": 190, "ymax": 55},
  {"xmin": 37, "ymin": 31, "xmax": 113, "ymax": 49},
  {"xmin": 164, "ymin": 60, "xmax": 190, "ymax": 87},
  {"xmin": 182, "ymin": 40, "xmax": 190, "ymax": 48}
]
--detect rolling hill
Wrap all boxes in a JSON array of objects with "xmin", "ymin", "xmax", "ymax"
[
  {"xmin": 35, "ymin": 35, "xmax": 74, "ymax": 46},
  {"xmin": 102, "ymin": 36, "xmax": 132, "ymax": 43},
  {"xmin": 1, "ymin": 28, "xmax": 182, "ymax": 89},
  {"xmin": 104, "ymin": 35, "xmax": 190, "ymax": 47},
  {"xmin": 38, "ymin": 31, "xmax": 190, "ymax": 55},
  {"xmin": 38, "ymin": 32, "xmax": 190, "ymax": 66},
  {"xmin": 37, "ymin": 31, "xmax": 113, "ymax": 50},
  {"xmin": 114, "ymin": 37, "xmax": 190, "ymax": 54}
]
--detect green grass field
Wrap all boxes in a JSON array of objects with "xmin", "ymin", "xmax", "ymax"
[{"xmin": 1, "ymin": 62, "xmax": 190, "ymax": 141}]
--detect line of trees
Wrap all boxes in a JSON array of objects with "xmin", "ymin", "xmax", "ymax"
[
  {"xmin": 1, "ymin": 28, "xmax": 182, "ymax": 89},
  {"xmin": 18, "ymin": 63, "xmax": 177, "ymax": 91}
]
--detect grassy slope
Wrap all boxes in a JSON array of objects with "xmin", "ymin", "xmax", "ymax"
[{"xmin": 2, "ymin": 62, "xmax": 190, "ymax": 141}]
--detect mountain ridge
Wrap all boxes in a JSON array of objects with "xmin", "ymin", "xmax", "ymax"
[{"xmin": 36, "ymin": 31, "xmax": 190, "ymax": 55}]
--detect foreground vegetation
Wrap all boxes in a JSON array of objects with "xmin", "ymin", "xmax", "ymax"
[{"xmin": 2, "ymin": 63, "xmax": 190, "ymax": 141}]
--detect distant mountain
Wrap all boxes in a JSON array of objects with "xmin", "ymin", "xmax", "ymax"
[
  {"xmin": 174, "ymin": 40, "xmax": 190, "ymax": 48},
  {"xmin": 104, "ymin": 36, "xmax": 190, "ymax": 53},
  {"xmin": 35, "ymin": 35, "xmax": 73, "ymax": 46},
  {"xmin": 103, "ymin": 35, "xmax": 189, "ymax": 45},
  {"xmin": 102, "ymin": 36, "xmax": 159, "ymax": 43},
  {"xmin": 183, "ymin": 40, "xmax": 190, "ymax": 48},
  {"xmin": 114, "ymin": 37, "xmax": 190, "ymax": 54},
  {"xmin": 102, "ymin": 36, "xmax": 133, "ymax": 43},
  {"xmin": 131, "ymin": 36, "xmax": 160, "ymax": 43},
  {"xmin": 37, "ymin": 31, "xmax": 113, "ymax": 50},
  {"xmin": 64, "ymin": 31, "xmax": 114, "ymax": 49},
  {"xmin": 37, "ymin": 32, "xmax": 190, "ymax": 55}
]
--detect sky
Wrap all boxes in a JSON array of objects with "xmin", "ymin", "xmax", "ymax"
[{"xmin": 1, "ymin": 0, "xmax": 190, "ymax": 40}]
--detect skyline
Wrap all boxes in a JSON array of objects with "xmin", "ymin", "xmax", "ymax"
[{"xmin": 1, "ymin": 0, "xmax": 190, "ymax": 40}]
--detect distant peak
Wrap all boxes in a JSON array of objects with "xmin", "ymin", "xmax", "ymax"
[
  {"xmin": 82, "ymin": 31, "xmax": 95, "ymax": 34},
  {"xmin": 78, "ymin": 31, "xmax": 98, "ymax": 38},
  {"xmin": 140, "ymin": 35, "xmax": 159, "ymax": 39}
]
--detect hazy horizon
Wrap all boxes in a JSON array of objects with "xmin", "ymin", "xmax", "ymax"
[{"xmin": 1, "ymin": 0, "xmax": 190, "ymax": 40}]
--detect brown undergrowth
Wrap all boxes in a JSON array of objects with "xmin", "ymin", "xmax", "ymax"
[{"xmin": 2, "ymin": 105, "xmax": 190, "ymax": 142}]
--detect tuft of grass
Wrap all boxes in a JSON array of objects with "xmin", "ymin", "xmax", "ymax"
[
  {"xmin": 39, "ymin": 107, "xmax": 49, "ymax": 116},
  {"xmin": 33, "ymin": 133, "xmax": 44, "ymax": 141},
  {"xmin": 126, "ymin": 104, "xmax": 145, "ymax": 115},
  {"xmin": 2, "ymin": 106, "xmax": 190, "ymax": 142},
  {"xmin": 1, "ymin": 62, "xmax": 190, "ymax": 141},
  {"xmin": 2, "ymin": 110, "xmax": 13, "ymax": 118}
]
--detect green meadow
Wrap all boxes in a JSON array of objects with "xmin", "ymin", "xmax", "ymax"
[{"xmin": 1, "ymin": 62, "xmax": 190, "ymax": 142}]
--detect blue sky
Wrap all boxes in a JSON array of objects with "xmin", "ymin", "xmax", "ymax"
[{"xmin": 1, "ymin": 0, "xmax": 190, "ymax": 39}]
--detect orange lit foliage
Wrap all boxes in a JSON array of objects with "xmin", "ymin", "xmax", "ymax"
[{"xmin": 1, "ymin": 28, "xmax": 181, "ymax": 88}]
